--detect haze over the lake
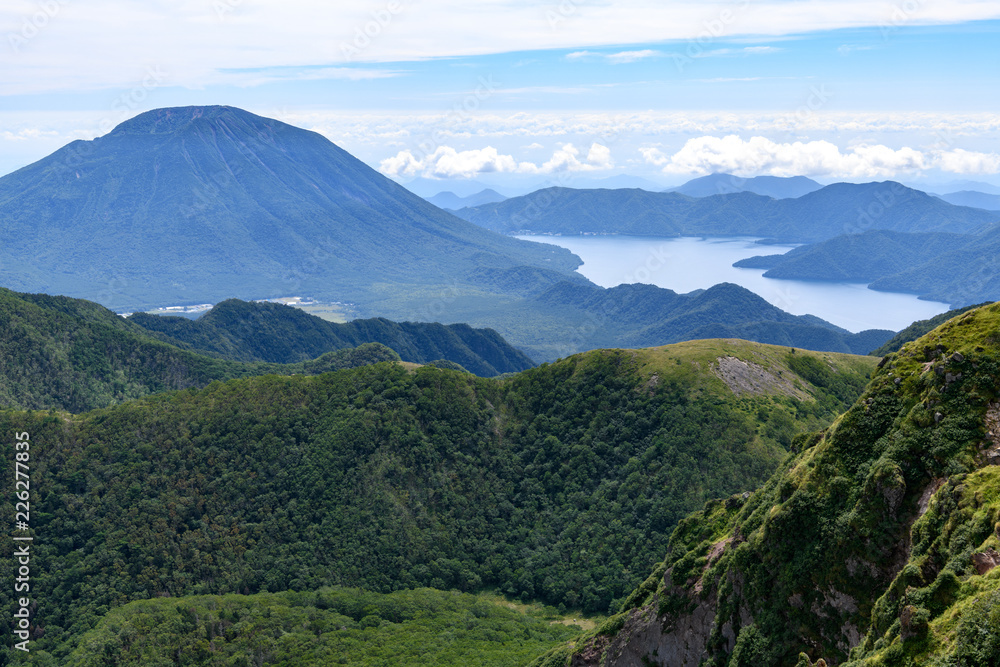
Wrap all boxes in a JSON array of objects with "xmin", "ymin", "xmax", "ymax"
[{"xmin": 518, "ymin": 235, "xmax": 951, "ymax": 332}]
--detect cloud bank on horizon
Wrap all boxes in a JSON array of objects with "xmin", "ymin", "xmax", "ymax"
[{"xmin": 2, "ymin": 0, "xmax": 998, "ymax": 187}]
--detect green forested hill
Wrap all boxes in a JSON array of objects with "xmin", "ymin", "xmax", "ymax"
[
  {"xmin": 1, "ymin": 340, "xmax": 875, "ymax": 662},
  {"xmin": 129, "ymin": 298, "xmax": 536, "ymax": 376},
  {"xmin": 0, "ymin": 288, "xmax": 400, "ymax": 412},
  {"xmin": 537, "ymin": 302, "xmax": 1000, "ymax": 667}
]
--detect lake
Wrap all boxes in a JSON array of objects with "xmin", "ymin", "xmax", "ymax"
[{"xmin": 516, "ymin": 235, "xmax": 951, "ymax": 333}]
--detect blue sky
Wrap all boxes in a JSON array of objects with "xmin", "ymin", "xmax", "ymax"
[{"xmin": 2, "ymin": 1, "xmax": 999, "ymax": 194}]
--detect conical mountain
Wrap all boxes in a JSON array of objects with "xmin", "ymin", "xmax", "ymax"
[{"xmin": 0, "ymin": 105, "xmax": 579, "ymax": 311}]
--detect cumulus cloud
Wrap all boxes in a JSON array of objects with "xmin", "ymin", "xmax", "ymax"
[
  {"xmin": 379, "ymin": 143, "xmax": 614, "ymax": 179},
  {"xmin": 641, "ymin": 136, "xmax": 1000, "ymax": 178},
  {"xmin": 935, "ymin": 148, "xmax": 1000, "ymax": 174}
]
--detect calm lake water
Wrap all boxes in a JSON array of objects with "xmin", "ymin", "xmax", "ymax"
[{"xmin": 517, "ymin": 235, "xmax": 951, "ymax": 333}]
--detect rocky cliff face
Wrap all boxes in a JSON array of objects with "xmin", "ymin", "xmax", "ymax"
[{"xmin": 532, "ymin": 303, "xmax": 1000, "ymax": 667}]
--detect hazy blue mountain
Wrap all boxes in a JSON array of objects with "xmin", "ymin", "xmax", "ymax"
[
  {"xmin": 0, "ymin": 106, "xmax": 579, "ymax": 312},
  {"xmin": 868, "ymin": 226, "xmax": 1000, "ymax": 306},
  {"xmin": 399, "ymin": 177, "xmax": 498, "ymax": 198},
  {"xmin": 928, "ymin": 178, "xmax": 1000, "ymax": 195},
  {"xmin": 130, "ymin": 298, "xmax": 536, "ymax": 377},
  {"xmin": 454, "ymin": 182, "xmax": 996, "ymax": 242},
  {"xmin": 734, "ymin": 230, "xmax": 969, "ymax": 281},
  {"xmin": 936, "ymin": 190, "xmax": 1000, "ymax": 211},
  {"xmin": 426, "ymin": 188, "xmax": 507, "ymax": 209},
  {"xmin": 572, "ymin": 174, "xmax": 668, "ymax": 190},
  {"xmin": 668, "ymin": 172, "xmax": 823, "ymax": 198},
  {"xmin": 733, "ymin": 226, "xmax": 1000, "ymax": 306},
  {"xmin": 517, "ymin": 281, "xmax": 893, "ymax": 357}
]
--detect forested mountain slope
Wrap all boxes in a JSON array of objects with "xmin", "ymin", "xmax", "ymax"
[
  {"xmin": 533, "ymin": 302, "xmax": 1000, "ymax": 667},
  {"xmin": 0, "ymin": 339, "xmax": 875, "ymax": 661},
  {"xmin": 130, "ymin": 298, "xmax": 535, "ymax": 376},
  {"xmin": 0, "ymin": 288, "xmax": 399, "ymax": 412}
]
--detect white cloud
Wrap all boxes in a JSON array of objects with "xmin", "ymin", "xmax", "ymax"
[
  {"xmin": 4, "ymin": 0, "xmax": 1000, "ymax": 93},
  {"xmin": 566, "ymin": 49, "xmax": 663, "ymax": 64},
  {"xmin": 641, "ymin": 135, "xmax": 1000, "ymax": 178},
  {"xmin": 606, "ymin": 49, "xmax": 663, "ymax": 64},
  {"xmin": 379, "ymin": 143, "xmax": 614, "ymax": 179},
  {"xmin": 691, "ymin": 46, "xmax": 782, "ymax": 59},
  {"xmin": 936, "ymin": 149, "xmax": 1000, "ymax": 174}
]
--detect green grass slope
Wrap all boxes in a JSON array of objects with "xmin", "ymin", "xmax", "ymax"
[
  {"xmin": 0, "ymin": 340, "xmax": 875, "ymax": 661},
  {"xmin": 538, "ymin": 302, "xmax": 1000, "ymax": 667},
  {"xmin": 59, "ymin": 588, "xmax": 581, "ymax": 667},
  {"xmin": 871, "ymin": 303, "xmax": 989, "ymax": 356}
]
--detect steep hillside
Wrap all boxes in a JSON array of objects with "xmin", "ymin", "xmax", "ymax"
[
  {"xmin": 534, "ymin": 303, "xmax": 1000, "ymax": 666},
  {"xmin": 455, "ymin": 183, "xmax": 997, "ymax": 242},
  {"xmin": 0, "ymin": 106, "xmax": 579, "ymax": 312},
  {"xmin": 130, "ymin": 298, "xmax": 535, "ymax": 377},
  {"xmin": 0, "ymin": 340, "xmax": 875, "ymax": 661}
]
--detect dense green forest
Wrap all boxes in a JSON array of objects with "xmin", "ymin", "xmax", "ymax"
[
  {"xmin": 0, "ymin": 288, "xmax": 401, "ymax": 412},
  {"xmin": 536, "ymin": 302, "xmax": 1000, "ymax": 667},
  {"xmin": 129, "ymin": 298, "xmax": 535, "ymax": 376},
  {"xmin": 59, "ymin": 588, "xmax": 582, "ymax": 667},
  {"xmin": 1, "ymin": 339, "xmax": 874, "ymax": 661}
]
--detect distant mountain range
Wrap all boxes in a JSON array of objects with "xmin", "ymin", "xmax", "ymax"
[
  {"xmin": 425, "ymin": 188, "xmax": 507, "ymax": 209},
  {"xmin": 666, "ymin": 172, "xmax": 823, "ymax": 199},
  {"xmin": 0, "ymin": 106, "xmax": 579, "ymax": 312},
  {"xmin": 453, "ymin": 182, "xmax": 997, "ymax": 242}
]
